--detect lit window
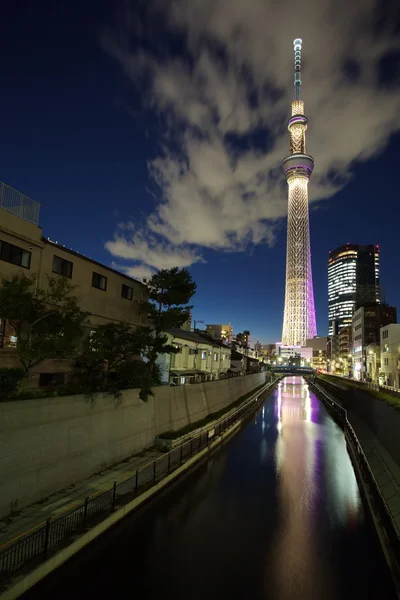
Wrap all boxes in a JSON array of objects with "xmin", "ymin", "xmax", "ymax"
[{"xmin": 201, "ymin": 350, "xmax": 207, "ymax": 360}]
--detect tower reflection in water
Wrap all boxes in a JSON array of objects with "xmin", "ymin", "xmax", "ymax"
[{"xmin": 269, "ymin": 376, "xmax": 362, "ymax": 599}]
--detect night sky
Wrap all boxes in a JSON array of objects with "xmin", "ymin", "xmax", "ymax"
[{"xmin": 1, "ymin": 0, "xmax": 400, "ymax": 343}]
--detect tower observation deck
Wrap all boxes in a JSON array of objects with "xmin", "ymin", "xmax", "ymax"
[{"xmin": 281, "ymin": 39, "xmax": 317, "ymax": 346}]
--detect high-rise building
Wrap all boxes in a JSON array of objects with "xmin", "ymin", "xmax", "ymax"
[
  {"xmin": 328, "ymin": 244, "xmax": 380, "ymax": 334},
  {"xmin": 281, "ymin": 39, "xmax": 317, "ymax": 346}
]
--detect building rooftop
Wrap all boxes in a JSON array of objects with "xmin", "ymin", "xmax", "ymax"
[
  {"xmin": 0, "ymin": 181, "xmax": 40, "ymax": 225},
  {"xmin": 43, "ymin": 238, "xmax": 147, "ymax": 288},
  {"xmin": 168, "ymin": 327, "xmax": 232, "ymax": 349}
]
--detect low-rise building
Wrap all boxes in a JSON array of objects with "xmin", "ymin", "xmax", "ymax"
[
  {"xmin": 380, "ymin": 323, "xmax": 400, "ymax": 388},
  {"xmin": 0, "ymin": 181, "xmax": 146, "ymax": 385},
  {"xmin": 366, "ymin": 343, "xmax": 381, "ymax": 383},
  {"xmin": 352, "ymin": 304, "xmax": 397, "ymax": 381},
  {"xmin": 166, "ymin": 328, "xmax": 232, "ymax": 385},
  {"xmin": 304, "ymin": 337, "xmax": 328, "ymax": 371},
  {"xmin": 205, "ymin": 323, "xmax": 233, "ymax": 344}
]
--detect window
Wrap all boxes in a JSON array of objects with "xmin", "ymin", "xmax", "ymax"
[
  {"xmin": 213, "ymin": 352, "xmax": 218, "ymax": 361},
  {"xmin": 382, "ymin": 330, "xmax": 388, "ymax": 340},
  {"xmin": 189, "ymin": 348, "xmax": 198, "ymax": 355},
  {"xmin": 0, "ymin": 240, "xmax": 31, "ymax": 269},
  {"xmin": 92, "ymin": 272, "xmax": 107, "ymax": 291},
  {"xmin": 52, "ymin": 255, "xmax": 73, "ymax": 278},
  {"xmin": 384, "ymin": 358, "xmax": 389, "ymax": 366},
  {"xmin": 39, "ymin": 373, "xmax": 65, "ymax": 387},
  {"xmin": 201, "ymin": 350, "xmax": 207, "ymax": 360},
  {"xmin": 121, "ymin": 284, "xmax": 133, "ymax": 300},
  {"xmin": 173, "ymin": 344, "xmax": 182, "ymax": 354}
]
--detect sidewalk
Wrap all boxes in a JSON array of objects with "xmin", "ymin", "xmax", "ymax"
[
  {"xmin": 347, "ymin": 409, "xmax": 400, "ymax": 539},
  {"xmin": 314, "ymin": 377, "xmax": 400, "ymax": 539},
  {"xmin": 0, "ymin": 447, "xmax": 162, "ymax": 547}
]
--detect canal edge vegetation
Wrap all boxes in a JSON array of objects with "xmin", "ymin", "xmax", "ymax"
[
  {"xmin": 0, "ymin": 267, "xmax": 196, "ymax": 402},
  {"xmin": 307, "ymin": 377, "xmax": 400, "ymax": 595},
  {"xmin": 155, "ymin": 379, "xmax": 272, "ymax": 450},
  {"xmin": 0, "ymin": 378, "xmax": 280, "ymax": 599},
  {"xmin": 318, "ymin": 373, "xmax": 400, "ymax": 411}
]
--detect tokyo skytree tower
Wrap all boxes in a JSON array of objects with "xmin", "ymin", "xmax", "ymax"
[{"xmin": 281, "ymin": 39, "xmax": 317, "ymax": 346}]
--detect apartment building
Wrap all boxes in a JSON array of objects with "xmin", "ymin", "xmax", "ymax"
[
  {"xmin": 380, "ymin": 323, "xmax": 400, "ymax": 388},
  {"xmin": 164, "ymin": 327, "xmax": 232, "ymax": 385},
  {"xmin": 0, "ymin": 182, "xmax": 146, "ymax": 384},
  {"xmin": 352, "ymin": 304, "xmax": 396, "ymax": 381}
]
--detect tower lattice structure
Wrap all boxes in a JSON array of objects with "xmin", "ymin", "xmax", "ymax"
[{"xmin": 281, "ymin": 39, "xmax": 317, "ymax": 346}]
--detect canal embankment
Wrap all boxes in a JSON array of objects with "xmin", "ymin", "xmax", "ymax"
[
  {"xmin": 308, "ymin": 377, "xmax": 400, "ymax": 597},
  {"xmin": 0, "ymin": 377, "xmax": 279, "ymax": 600},
  {"xmin": 0, "ymin": 372, "xmax": 267, "ymax": 519}
]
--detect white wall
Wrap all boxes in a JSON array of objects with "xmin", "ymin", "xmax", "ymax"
[{"xmin": 0, "ymin": 373, "xmax": 265, "ymax": 518}]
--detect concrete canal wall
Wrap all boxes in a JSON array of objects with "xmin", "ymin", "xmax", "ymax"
[{"xmin": 0, "ymin": 373, "xmax": 265, "ymax": 519}]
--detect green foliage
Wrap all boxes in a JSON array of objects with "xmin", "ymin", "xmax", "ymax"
[
  {"xmin": 0, "ymin": 274, "xmax": 88, "ymax": 373},
  {"xmin": 0, "ymin": 368, "xmax": 25, "ymax": 401},
  {"xmin": 75, "ymin": 322, "xmax": 161, "ymax": 400},
  {"xmin": 136, "ymin": 267, "xmax": 196, "ymax": 400},
  {"xmin": 144, "ymin": 267, "xmax": 197, "ymax": 314}
]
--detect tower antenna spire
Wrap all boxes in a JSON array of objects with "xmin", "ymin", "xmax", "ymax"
[
  {"xmin": 293, "ymin": 38, "xmax": 302, "ymax": 100},
  {"xmin": 281, "ymin": 38, "xmax": 317, "ymax": 347}
]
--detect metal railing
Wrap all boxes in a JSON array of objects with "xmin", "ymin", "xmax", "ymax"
[
  {"xmin": 309, "ymin": 378, "xmax": 400, "ymax": 564},
  {"xmin": 0, "ymin": 378, "xmax": 278, "ymax": 588},
  {"xmin": 321, "ymin": 372, "xmax": 400, "ymax": 398},
  {"xmin": 0, "ymin": 181, "xmax": 40, "ymax": 225}
]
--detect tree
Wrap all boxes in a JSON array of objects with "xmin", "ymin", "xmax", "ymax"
[
  {"xmin": 0, "ymin": 273, "xmax": 88, "ymax": 376},
  {"xmin": 137, "ymin": 267, "xmax": 197, "ymax": 400},
  {"xmin": 76, "ymin": 322, "xmax": 158, "ymax": 398}
]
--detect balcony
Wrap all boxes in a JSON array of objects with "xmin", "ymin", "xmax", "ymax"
[{"xmin": 0, "ymin": 181, "xmax": 40, "ymax": 225}]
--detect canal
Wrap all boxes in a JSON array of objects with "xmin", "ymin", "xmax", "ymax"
[{"xmin": 23, "ymin": 376, "xmax": 395, "ymax": 599}]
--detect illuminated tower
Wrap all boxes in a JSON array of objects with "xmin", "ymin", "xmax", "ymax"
[{"xmin": 281, "ymin": 39, "xmax": 317, "ymax": 346}]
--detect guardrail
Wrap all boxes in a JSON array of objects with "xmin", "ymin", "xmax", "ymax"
[
  {"xmin": 0, "ymin": 378, "xmax": 279, "ymax": 588},
  {"xmin": 308, "ymin": 378, "xmax": 400, "ymax": 565},
  {"xmin": 0, "ymin": 181, "xmax": 40, "ymax": 225},
  {"xmin": 323, "ymin": 373, "xmax": 400, "ymax": 398}
]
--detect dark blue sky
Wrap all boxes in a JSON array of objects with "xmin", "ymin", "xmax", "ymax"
[{"xmin": 1, "ymin": 1, "xmax": 400, "ymax": 343}]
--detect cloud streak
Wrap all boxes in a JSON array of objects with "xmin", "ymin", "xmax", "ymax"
[{"xmin": 103, "ymin": 0, "xmax": 400, "ymax": 278}]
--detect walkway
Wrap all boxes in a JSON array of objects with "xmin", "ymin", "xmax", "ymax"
[
  {"xmin": 20, "ymin": 376, "xmax": 396, "ymax": 600},
  {"xmin": 0, "ymin": 448, "xmax": 161, "ymax": 546}
]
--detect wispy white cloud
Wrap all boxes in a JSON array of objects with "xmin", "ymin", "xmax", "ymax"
[
  {"xmin": 106, "ymin": 223, "xmax": 204, "ymax": 280},
  {"xmin": 104, "ymin": 0, "xmax": 400, "ymax": 274}
]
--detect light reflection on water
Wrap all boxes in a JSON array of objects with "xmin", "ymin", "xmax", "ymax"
[
  {"xmin": 24, "ymin": 376, "xmax": 395, "ymax": 600},
  {"xmin": 269, "ymin": 376, "xmax": 363, "ymax": 599}
]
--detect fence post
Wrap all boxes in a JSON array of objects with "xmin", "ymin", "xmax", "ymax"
[
  {"xmin": 135, "ymin": 469, "xmax": 139, "ymax": 493},
  {"xmin": 112, "ymin": 481, "xmax": 117, "ymax": 511},
  {"xmin": 153, "ymin": 460, "xmax": 156, "ymax": 483},
  {"xmin": 83, "ymin": 497, "xmax": 89, "ymax": 529},
  {"xmin": 43, "ymin": 517, "xmax": 51, "ymax": 558}
]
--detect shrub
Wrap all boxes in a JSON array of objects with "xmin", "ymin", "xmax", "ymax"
[{"xmin": 0, "ymin": 368, "xmax": 25, "ymax": 401}]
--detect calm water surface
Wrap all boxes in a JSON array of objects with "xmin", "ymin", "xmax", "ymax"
[{"xmin": 24, "ymin": 376, "xmax": 395, "ymax": 599}]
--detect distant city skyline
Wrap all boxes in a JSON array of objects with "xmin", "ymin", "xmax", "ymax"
[{"xmin": 1, "ymin": 2, "xmax": 400, "ymax": 344}]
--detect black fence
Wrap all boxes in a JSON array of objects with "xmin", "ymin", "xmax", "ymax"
[
  {"xmin": 0, "ymin": 378, "xmax": 278, "ymax": 589},
  {"xmin": 309, "ymin": 379, "xmax": 400, "ymax": 565}
]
